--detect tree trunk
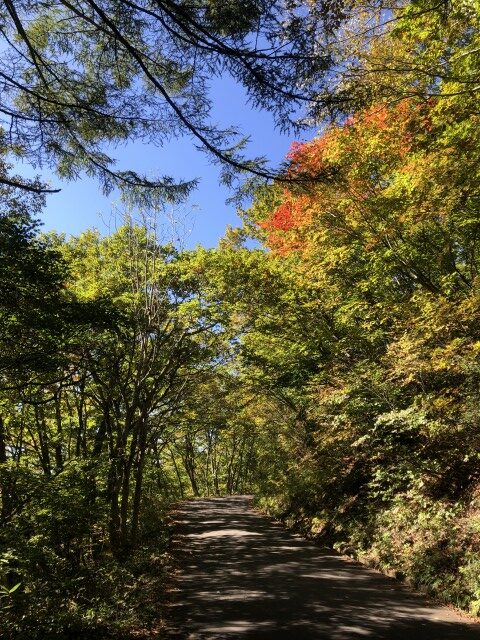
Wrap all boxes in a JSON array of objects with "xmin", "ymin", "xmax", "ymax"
[
  {"xmin": 0, "ymin": 415, "xmax": 7, "ymax": 464},
  {"xmin": 34, "ymin": 405, "xmax": 52, "ymax": 476},
  {"xmin": 0, "ymin": 414, "xmax": 12, "ymax": 525},
  {"xmin": 54, "ymin": 390, "xmax": 64, "ymax": 472},
  {"xmin": 107, "ymin": 456, "xmax": 123, "ymax": 553},
  {"xmin": 183, "ymin": 435, "xmax": 199, "ymax": 496},
  {"xmin": 169, "ymin": 445, "xmax": 185, "ymax": 498},
  {"xmin": 131, "ymin": 441, "xmax": 147, "ymax": 546},
  {"xmin": 106, "ymin": 418, "xmax": 129, "ymax": 556}
]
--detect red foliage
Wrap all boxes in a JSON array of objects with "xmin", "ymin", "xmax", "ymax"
[
  {"xmin": 265, "ymin": 201, "xmax": 296, "ymax": 231},
  {"xmin": 286, "ymin": 132, "xmax": 336, "ymax": 178},
  {"xmin": 260, "ymin": 191, "xmax": 311, "ymax": 233},
  {"xmin": 286, "ymin": 141, "xmax": 306, "ymax": 162},
  {"xmin": 258, "ymin": 99, "xmax": 434, "ymax": 255}
]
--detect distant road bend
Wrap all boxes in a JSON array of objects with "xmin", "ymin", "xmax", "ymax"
[{"xmin": 166, "ymin": 496, "xmax": 480, "ymax": 639}]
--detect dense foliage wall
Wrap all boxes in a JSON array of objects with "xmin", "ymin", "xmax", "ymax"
[
  {"xmin": 0, "ymin": 210, "xmax": 262, "ymax": 638},
  {"xmin": 237, "ymin": 1, "xmax": 480, "ymax": 613}
]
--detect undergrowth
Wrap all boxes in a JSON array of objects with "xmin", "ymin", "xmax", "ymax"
[
  {"xmin": 0, "ymin": 481, "xmax": 173, "ymax": 640},
  {"xmin": 257, "ymin": 486, "xmax": 480, "ymax": 617}
]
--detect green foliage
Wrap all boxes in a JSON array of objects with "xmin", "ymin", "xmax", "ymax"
[
  {"xmin": 235, "ymin": 1, "xmax": 480, "ymax": 616},
  {"xmin": 0, "ymin": 196, "xmax": 67, "ymax": 382},
  {"xmin": 0, "ymin": 208, "xmax": 262, "ymax": 636},
  {"xmin": 0, "ymin": 0, "xmax": 348, "ymax": 196}
]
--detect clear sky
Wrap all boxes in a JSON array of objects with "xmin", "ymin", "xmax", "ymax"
[{"xmin": 30, "ymin": 75, "xmax": 315, "ymax": 249}]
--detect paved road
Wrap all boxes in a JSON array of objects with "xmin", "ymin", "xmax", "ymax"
[{"xmin": 166, "ymin": 496, "xmax": 480, "ymax": 639}]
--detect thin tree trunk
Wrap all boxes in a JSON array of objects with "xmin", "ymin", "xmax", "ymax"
[
  {"xmin": 106, "ymin": 415, "xmax": 128, "ymax": 555},
  {"xmin": 0, "ymin": 415, "xmax": 7, "ymax": 464},
  {"xmin": 183, "ymin": 435, "xmax": 199, "ymax": 496},
  {"xmin": 169, "ymin": 445, "xmax": 185, "ymax": 498},
  {"xmin": 107, "ymin": 456, "xmax": 123, "ymax": 552},
  {"xmin": 131, "ymin": 427, "xmax": 147, "ymax": 546},
  {"xmin": 35, "ymin": 405, "xmax": 52, "ymax": 476},
  {"xmin": 54, "ymin": 389, "xmax": 64, "ymax": 472},
  {"xmin": 0, "ymin": 414, "xmax": 11, "ymax": 525}
]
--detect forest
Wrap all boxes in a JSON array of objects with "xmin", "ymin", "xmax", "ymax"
[{"xmin": 1, "ymin": 0, "xmax": 480, "ymax": 637}]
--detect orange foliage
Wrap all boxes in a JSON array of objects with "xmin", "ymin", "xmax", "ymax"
[
  {"xmin": 286, "ymin": 131, "xmax": 336, "ymax": 177},
  {"xmin": 259, "ymin": 190, "xmax": 312, "ymax": 232},
  {"xmin": 259, "ymin": 99, "xmax": 434, "ymax": 254}
]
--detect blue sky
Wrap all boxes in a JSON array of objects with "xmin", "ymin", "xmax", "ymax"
[{"xmin": 31, "ymin": 75, "xmax": 315, "ymax": 249}]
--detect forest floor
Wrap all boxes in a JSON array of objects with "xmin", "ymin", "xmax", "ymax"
[{"xmin": 163, "ymin": 495, "xmax": 480, "ymax": 639}]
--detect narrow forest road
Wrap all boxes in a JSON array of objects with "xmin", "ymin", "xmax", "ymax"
[{"xmin": 165, "ymin": 496, "xmax": 480, "ymax": 639}]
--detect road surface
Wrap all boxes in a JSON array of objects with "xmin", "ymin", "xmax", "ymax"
[{"xmin": 166, "ymin": 495, "xmax": 480, "ymax": 639}]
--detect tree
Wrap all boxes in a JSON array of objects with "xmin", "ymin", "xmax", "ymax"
[
  {"xmin": 0, "ymin": 0, "xmax": 349, "ymax": 199},
  {"xmin": 4, "ymin": 0, "xmax": 476, "ymax": 200},
  {"xmin": 0, "ymin": 180, "xmax": 114, "ymax": 392},
  {"xmin": 0, "ymin": 188, "xmax": 64, "ymax": 387},
  {"xmin": 60, "ymin": 223, "xmax": 231, "ymax": 552},
  {"xmin": 236, "ymin": 70, "xmax": 480, "ymax": 612}
]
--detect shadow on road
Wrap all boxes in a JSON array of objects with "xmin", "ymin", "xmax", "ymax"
[{"xmin": 166, "ymin": 496, "xmax": 480, "ymax": 639}]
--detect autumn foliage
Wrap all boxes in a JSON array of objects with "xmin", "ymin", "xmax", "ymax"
[
  {"xmin": 260, "ymin": 100, "xmax": 435, "ymax": 255},
  {"xmin": 245, "ymin": 80, "xmax": 480, "ymax": 615}
]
